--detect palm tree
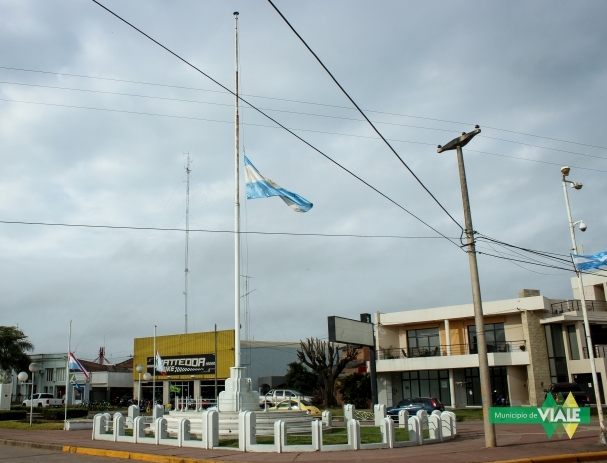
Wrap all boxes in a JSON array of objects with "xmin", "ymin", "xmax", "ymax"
[{"xmin": 0, "ymin": 326, "xmax": 34, "ymax": 374}]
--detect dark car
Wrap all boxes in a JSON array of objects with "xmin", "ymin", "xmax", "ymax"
[
  {"xmin": 386, "ymin": 397, "xmax": 444, "ymax": 420},
  {"xmin": 545, "ymin": 383, "xmax": 590, "ymax": 406}
]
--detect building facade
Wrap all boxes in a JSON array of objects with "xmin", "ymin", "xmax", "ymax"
[{"xmin": 375, "ymin": 275, "xmax": 607, "ymax": 408}]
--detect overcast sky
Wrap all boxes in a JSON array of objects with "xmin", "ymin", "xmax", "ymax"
[{"xmin": 1, "ymin": 0, "xmax": 606, "ymax": 363}]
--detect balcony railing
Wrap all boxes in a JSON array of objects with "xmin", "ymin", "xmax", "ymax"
[
  {"xmin": 551, "ymin": 299, "xmax": 607, "ymax": 315},
  {"xmin": 582, "ymin": 345, "xmax": 607, "ymax": 359},
  {"xmin": 376, "ymin": 340, "xmax": 527, "ymax": 359}
]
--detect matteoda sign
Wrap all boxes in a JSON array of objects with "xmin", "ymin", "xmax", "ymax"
[
  {"xmin": 489, "ymin": 392, "xmax": 590, "ymax": 439},
  {"xmin": 146, "ymin": 354, "xmax": 216, "ymax": 375}
]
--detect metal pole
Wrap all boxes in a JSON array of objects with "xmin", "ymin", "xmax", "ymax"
[
  {"xmin": 233, "ymin": 11, "xmax": 241, "ymax": 369},
  {"xmin": 214, "ymin": 324, "xmax": 218, "ymax": 402},
  {"xmin": 29, "ymin": 377, "xmax": 34, "ymax": 426},
  {"xmin": 184, "ymin": 153, "xmax": 191, "ymax": 334},
  {"xmin": 360, "ymin": 313, "xmax": 378, "ymax": 405},
  {"xmin": 562, "ymin": 175, "xmax": 606, "ymax": 443},
  {"xmin": 456, "ymin": 145, "xmax": 496, "ymax": 448},
  {"xmin": 153, "ymin": 325, "xmax": 156, "ymax": 406},
  {"xmin": 64, "ymin": 320, "xmax": 71, "ymax": 426}
]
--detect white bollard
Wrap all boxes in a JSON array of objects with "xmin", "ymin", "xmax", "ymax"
[
  {"xmin": 416, "ymin": 409, "xmax": 428, "ymax": 429},
  {"xmin": 274, "ymin": 419, "xmax": 286, "ymax": 453},
  {"xmin": 321, "ymin": 409, "xmax": 332, "ymax": 428},
  {"xmin": 343, "ymin": 404, "xmax": 355, "ymax": 423},
  {"xmin": 374, "ymin": 403, "xmax": 387, "ymax": 426},
  {"xmin": 312, "ymin": 419, "xmax": 323, "ymax": 451},
  {"xmin": 432, "ymin": 409, "xmax": 442, "ymax": 416},
  {"xmin": 102, "ymin": 413, "xmax": 111, "ymax": 433},
  {"xmin": 347, "ymin": 418, "xmax": 361, "ymax": 450},
  {"xmin": 380, "ymin": 417, "xmax": 395, "ymax": 448},
  {"xmin": 398, "ymin": 409, "xmax": 409, "ymax": 428},
  {"xmin": 202, "ymin": 409, "xmax": 218, "ymax": 449},
  {"xmin": 153, "ymin": 404, "xmax": 164, "ymax": 420},
  {"xmin": 155, "ymin": 417, "xmax": 167, "ymax": 444},
  {"xmin": 178, "ymin": 418, "xmax": 191, "ymax": 445},
  {"xmin": 93, "ymin": 414, "xmax": 107, "ymax": 439},
  {"xmin": 133, "ymin": 416, "xmax": 145, "ymax": 443},
  {"xmin": 441, "ymin": 412, "xmax": 454, "ymax": 440},
  {"xmin": 112, "ymin": 413, "xmax": 125, "ymax": 442},
  {"xmin": 408, "ymin": 416, "xmax": 422, "ymax": 446},
  {"xmin": 428, "ymin": 414, "xmax": 442, "ymax": 441}
]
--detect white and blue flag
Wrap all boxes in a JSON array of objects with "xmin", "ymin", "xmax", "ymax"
[
  {"xmin": 573, "ymin": 251, "xmax": 607, "ymax": 272},
  {"xmin": 244, "ymin": 156, "xmax": 313, "ymax": 213}
]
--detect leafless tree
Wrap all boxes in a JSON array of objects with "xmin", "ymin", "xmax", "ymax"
[{"xmin": 297, "ymin": 338, "xmax": 358, "ymax": 407}]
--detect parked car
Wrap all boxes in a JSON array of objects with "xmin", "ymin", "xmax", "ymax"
[
  {"xmin": 545, "ymin": 383, "xmax": 590, "ymax": 406},
  {"xmin": 386, "ymin": 397, "xmax": 444, "ymax": 420},
  {"xmin": 22, "ymin": 393, "xmax": 63, "ymax": 408},
  {"xmin": 269, "ymin": 399, "xmax": 321, "ymax": 417},
  {"xmin": 259, "ymin": 389, "xmax": 314, "ymax": 407}
]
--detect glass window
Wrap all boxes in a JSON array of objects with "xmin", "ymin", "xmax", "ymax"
[
  {"xmin": 401, "ymin": 369, "xmax": 451, "ymax": 406},
  {"xmin": 407, "ymin": 327, "xmax": 440, "ymax": 357},
  {"xmin": 545, "ymin": 324, "xmax": 569, "ymax": 383},
  {"xmin": 56, "ymin": 368, "xmax": 65, "ymax": 382},
  {"xmin": 468, "ymin": 323, "xmax": 506, "ymax": 353},
  {"xmin": 567, "ymin": 325, "xmax": 580, "ymax": 360},
  {"xmin": 46, "ymin": 369, "xmax": 54, "ymax": 381}
]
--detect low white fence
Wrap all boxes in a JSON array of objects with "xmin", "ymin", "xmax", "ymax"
[{"xmin": 92, "ymin": 404, "xmax": 457, "ymax": 453}]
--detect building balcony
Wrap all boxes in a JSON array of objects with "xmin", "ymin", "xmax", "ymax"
[
  {"xmin": 375, "ymin": 341, "xmax": 529, "ymax": 372},
  {"xmin": 551, "ymin": 300, "xmax": 607, "ymax": 315},
  {"xmin": 583, "ymin": 345, "xmax": 607, "ymax": 359}
]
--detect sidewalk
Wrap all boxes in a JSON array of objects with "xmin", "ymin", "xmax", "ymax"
[{"xmin": 2, "ymin": 420, "xmax": 607, "ymax": 463}]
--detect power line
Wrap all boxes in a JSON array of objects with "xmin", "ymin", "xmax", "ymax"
[
  {"xmin": 266, "ymin": 0, "xmax": 463, "ymax": 231},
  {"xmin": 0, "ymin": 219, "xmax": 458, "ymax": 240},
  {"xmin": 90, "ymin": 0, "xmax": 461, "ymax": 248},
  {"xmin": 2, "ymin": 64, "xmax": 606, "ymax": 151},
  {"xmin": 4, "ymin": 96, "xmax": 607, "ymax": 174}
]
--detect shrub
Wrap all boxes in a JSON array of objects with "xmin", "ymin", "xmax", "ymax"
[
  {"xmin": 42, "ymin": 408, "xmax": 89, "ymax": 420},
  {"xmin": 10, "ymin": 406, "xmax": 43, "ymax": 413},
  {"xmin": 0, "ymin": 410, "xmax": 27, "ymax": 421}
]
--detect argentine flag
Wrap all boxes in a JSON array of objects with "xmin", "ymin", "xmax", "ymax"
[
  {"xmin": 573, "ymin": 251, "xmax": 607, "ymax": 272},
  {"xmin": 244, "ymin": 156, "xmax": 313, "ymax": 212}
]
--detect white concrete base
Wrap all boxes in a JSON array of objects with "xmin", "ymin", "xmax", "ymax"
[
  {"xmin": 64, "ymin": 420, "xmax": 93, "ymax": 431},
  {"xmin": 217, "ymin": 367, "xmax": 259, "ymax": 412}
]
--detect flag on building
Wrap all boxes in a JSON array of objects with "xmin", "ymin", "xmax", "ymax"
[
  {"xmin": 68, "ymin": 352, "xmax": 90, "ymax": 381},
  {"xmin": 573, "ymin": 251, "xmax": 607, "ymax": 272},
  {"xmin": 244, "ymin": 156, "xmax": 313, "ymax": 212},
  {"xmin": 155, "ymin": 351, "xmax": 166, "ymax": 376}
]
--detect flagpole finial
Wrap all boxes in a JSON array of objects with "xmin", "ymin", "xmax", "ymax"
[{"xmin": 234, "ymin": 11, "xmax": 239, "ymax": 16}]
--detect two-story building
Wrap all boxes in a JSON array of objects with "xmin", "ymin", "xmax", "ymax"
[{"xmin": 375, "ymin": 274, "xmax": 607, "ymax": 408}]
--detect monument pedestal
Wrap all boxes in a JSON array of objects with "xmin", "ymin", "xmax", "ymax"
[{"xmin": 217, "ymin": 367, "xmax": 259, "ymax": 411}]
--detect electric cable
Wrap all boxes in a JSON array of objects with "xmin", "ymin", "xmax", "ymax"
[
  {"xmin": 266, "ymin": 0, "xmax": 463, "ymax": 231},
  {"xmin": 2, "ymin": 65, "xmax": 606, "ymax": 152},
  {"xmin": 0, "ymin": 219, "xmax": 457, "ymax": 240},
  {"xmin": 90, "ymin": 0, "xmax": 461, "ymax": 248}
]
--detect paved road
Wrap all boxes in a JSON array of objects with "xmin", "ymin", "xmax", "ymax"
[{"xmin": 0, "ymin": 445, "xmax": 129, "ymax": 462}]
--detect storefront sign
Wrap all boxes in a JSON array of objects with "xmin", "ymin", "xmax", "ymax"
[
  {"xmin": 147, "ymin": 354, "xmax": 215, "ymax": 375},
  {"xmin": 489, "ymin": 393, "xmax": 590, "ymax": 439}
]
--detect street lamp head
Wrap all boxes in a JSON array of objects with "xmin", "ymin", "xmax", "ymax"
[
  {"xmin": 579, "ymin": 221, "xmax": 587, "ymax": 232},
  {"xmin": 28, "ymin": 363, "xmax": 39, "ymax": 373},
  {"xmin": 17, "ymin": 371, "xmax": 28, "ymax": 382},
  {"xmin": 143, "ymin": 373, "xmax": 152, "ymax": 381},
  {"xmin": 561, "ymin": 166, "xmax": 570, "ymax": 176},
  {"xmin": 136, "ymin": 364, "xmax": 145, "ymax": 373},
  {"xmin": 571, "ymin": 182, "xmax": 583, "ymax": 190}
]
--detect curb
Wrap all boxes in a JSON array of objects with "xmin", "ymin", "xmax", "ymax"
[
  {"xmin": 0, "ymin": 438, "xmax": 63, "ymax": 451},
  {"xmin": 63, "ymin": 445, "xmax": 239, "ymax": 463},
  {"xmin": 489, "ymin": 450, "xmax": 607, "ymax": 463}
]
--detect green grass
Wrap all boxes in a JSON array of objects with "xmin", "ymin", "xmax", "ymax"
[
  {"xmin": 0, "ymin": 420, "xmax": 64, "ymax": 430},
  {"xmin": 452, "ymin": 409, "xmax": 483, "ymax": 421},
  {"xmin": 216, "ymin": 426, "xmax": 414, "ymax": 448}
]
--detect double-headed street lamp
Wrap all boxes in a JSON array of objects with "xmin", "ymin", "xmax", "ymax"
[
  {"xmin": 136, "ymin": 364, "xmax": 152, "ymax": 408},
  {"xmin": 438, "ymin": 126, "xmax": 496, "ymax": 448},
  {"xmin": 17, "ymin": 363, "xmax": 40, "ymax": 427},
  {"xmin": 560, "ymin": 166, "xmax": 605, "ymax": 444}
]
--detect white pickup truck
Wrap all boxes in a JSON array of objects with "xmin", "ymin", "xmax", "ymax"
[{"xmin": 22, "ymin": 393, "xmax": 64, "ymax": 407}]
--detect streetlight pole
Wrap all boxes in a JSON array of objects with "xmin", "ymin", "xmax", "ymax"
[
  {"xmin": 560, "ymin": 166, "xmax": 606, "ymax": 444},
  {"xmin": 438, "ymin": 126, "xmax": 496, "ymax": 448},
  {"xmin": 18, "ymin": 363, "xmax": 40, "ymax": 427},
  {"xmin": 136, "ymin": 364, "xmax": 144, "ymax": 408}
]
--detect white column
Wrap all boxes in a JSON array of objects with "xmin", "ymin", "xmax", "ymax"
[
  {"xmin": 444, "ymin": 319, "xmax": 451, "ymax": 356},
  {"xmin": 449, "ymin": 369, "xmax": 456, "ymax": 409}
]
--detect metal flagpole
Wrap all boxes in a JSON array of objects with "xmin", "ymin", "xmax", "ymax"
[
  {"xmin": 561, "ymin": 170, "xmax": 606, "ymax": 443},
  {"xmin": 63, "ymin": 320, "xmax": 71, "ymax": 428},
  {"xmin": 234, "ymin": 11, "xmax": 241, "ymax": 369},
  {"xmin": 153, "ymin": 325, "xmax": 156, "ymax": 405},
  {"xmin": 214, "ymin": 324, "xmax": 218, "ymax": 402}
]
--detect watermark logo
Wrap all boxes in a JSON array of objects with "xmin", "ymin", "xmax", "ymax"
[{"xmin": 489, "ymin": 392, "xmax": 590, "ymax": 439}]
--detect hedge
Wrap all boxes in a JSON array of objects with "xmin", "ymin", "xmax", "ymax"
[
  {"xmin": 10, "ymin": 406, "xmax": 43, "ymax": 413},
  {"xmin": 42, "ymin": 408, "xmax": 89, "ymax": 420},
  {"xmin": 0, "ymin": 410, "xmax": 27, "ymax": 421}
]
